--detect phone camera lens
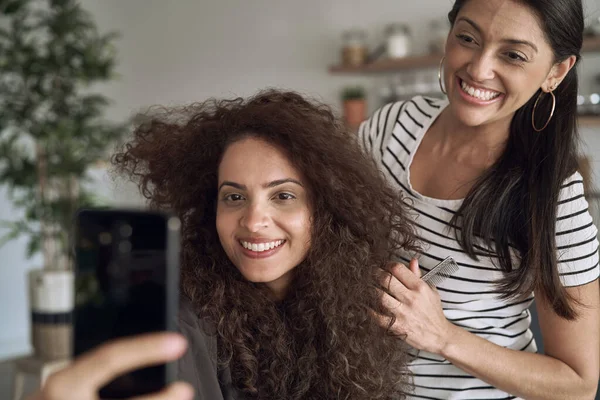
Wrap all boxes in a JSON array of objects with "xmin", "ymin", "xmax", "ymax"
[
  {"xmin": 119, "ymin": 224, "xmax": 132, "ymax": 238},
  {"xmin": 99, "ymin": 232, "xmax": 112, "ymax": 245},
  {"xmin": 119, "ymin": 240, "xmax": 132, "ymax": 253}
]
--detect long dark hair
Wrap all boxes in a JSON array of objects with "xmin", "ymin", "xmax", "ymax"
[
  {"xmin": 113, "ymin": 90, "xmax": 416, "ymax": 399},
  {"xmin": 448, "ymin": 0, "xmax": 583, "ymax": 318}
]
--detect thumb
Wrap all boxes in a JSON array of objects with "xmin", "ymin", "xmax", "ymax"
[{"xmin": 409, "ymin": 258, "xmax": 421, "ymax": 278}]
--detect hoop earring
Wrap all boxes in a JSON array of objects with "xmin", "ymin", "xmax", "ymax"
[
  {"xmin": 531, "ymin": 90, "xmax": 556, "ymax": 132},
  {"xmin": 438, "ymin": 56, "xmax": 447, "ymax": 95}
]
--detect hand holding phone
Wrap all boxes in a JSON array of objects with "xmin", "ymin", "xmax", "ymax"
[
  {"xmin": 73, "ymin": 209, "xmax": 181, "ymax": 398},
  {"xmin": 28, "ymin": 333, "xmax": 193, "ymax": 400}
]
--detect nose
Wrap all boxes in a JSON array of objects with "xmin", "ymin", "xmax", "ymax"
[
  {"xmin": 466, "ymin": 51, "xmax": 495, "ymax": 82},
  {"xmin": 240, "ymin": 201, "xmax": 269, "ymax": 232}
]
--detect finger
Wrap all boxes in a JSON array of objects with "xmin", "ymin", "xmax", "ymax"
[
  {"xmin": 384, "ymin": 261, "xmax": 407, "ymax": 271},
  {"xmin": 66, "ymin": 332, "xmax": 187, "ymax": 390},
  {"xmin": 377, "ymin": 267, "xmax": 410, "ymax": 300},
  {"xmin": 380, "ymin": 289, "xmax": 404, "ymax": 314},
  {"xmin": 371, "ymin": 309, "xmax": 400, "ymax": 334},
  {"xmin": 130, "ymin": 382, "xmax": 194, "ymax": 400},
  {"xmin": 370, "ymin": 305, "xmax": 397, "ymax": 330},
  {"xmin": 389, "ymin": 262, "xmax": 422, "ymax": 290},
  {"xmin": 373, "ymin": 290, "xmax": 406, "ymax": 335},
  {"xmin": 409, "ymin": 258, "xmax": 421, "ymax": 278}
]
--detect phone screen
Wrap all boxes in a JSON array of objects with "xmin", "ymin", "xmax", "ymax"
[{"xmin": 74, "ymin": 209, "xmax": 180, "ymax": 398}]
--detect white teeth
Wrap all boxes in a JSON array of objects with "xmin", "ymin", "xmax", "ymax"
[
  {"xmin": 461, "ymin": 80, "xmax": 500, "ymax": 101},
  {"xmin": 240, "ymin": 240, "xmax": 284, "ymax": 252}
]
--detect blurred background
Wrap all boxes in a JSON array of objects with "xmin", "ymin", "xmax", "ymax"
[{"xmin": 1, "ymin": 0, "xmax": 600, "ymax": 398}]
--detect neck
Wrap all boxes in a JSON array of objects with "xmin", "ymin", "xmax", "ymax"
[
  {"xmin": 264, "ymin": 273, "xmax": 294, "ymax": 301},
  {"xmin": 432, "ymin": 107, "xmax": 511, "ymax": 169}
]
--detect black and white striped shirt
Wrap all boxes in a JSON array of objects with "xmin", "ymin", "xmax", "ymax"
[{"xmin": 358, "ymin": 96, "xmax": 600, "ymax": 399}]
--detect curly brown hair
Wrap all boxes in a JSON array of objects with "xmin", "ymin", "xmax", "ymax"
[{"xmin": 113, "ymin": 89, "xmax": 417, "ymax": 399}]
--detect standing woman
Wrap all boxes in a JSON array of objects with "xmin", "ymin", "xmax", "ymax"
[{"xmin": 361, "ymin": 0, "xmax": 600, "ymax": 399}]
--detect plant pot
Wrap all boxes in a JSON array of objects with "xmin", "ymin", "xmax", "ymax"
[
  {"xmin": 343, "ymin": 99, "xmax": 367, "ymax": 130},
  {"xmin": 28, "ymin": 269, "xmax": 74, "ymax": 360}
]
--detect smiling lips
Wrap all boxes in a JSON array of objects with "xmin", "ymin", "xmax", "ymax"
[
  {"xmin": 239, "ymin": 239, "xmax": 285, "ymax": 253},
  {"xmin": 459, "ymin": 78, "xmax": 502, "ymax": 101}
]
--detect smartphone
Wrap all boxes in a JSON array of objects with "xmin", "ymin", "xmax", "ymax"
[{"xmin": 73, "ymin": 208, "xmax": 180, "ymax": 399}]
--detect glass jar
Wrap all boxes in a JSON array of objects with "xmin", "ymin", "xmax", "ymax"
[
  {"xmin": 385, "ymin": 23, "xmax": 411, "ymax": 59},
  {"xmin": 342, "ymin": 29, "xmax": 367, "ymax": 66}
]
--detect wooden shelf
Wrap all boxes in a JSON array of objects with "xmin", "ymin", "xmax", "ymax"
[
  {"xmin": 582, "ymin": 35, "xmax": 600, "ymax": 52},
  {"xmin": 329, "ymin": 53, "xmax": 443, "ymax": 74},
  {"xmin": 330, "ymin": 36, "xmax": 600, "ymax": 75},
  {"xmin": 578, "ymin": 115, "xmax": 600, "ymax": 127}
]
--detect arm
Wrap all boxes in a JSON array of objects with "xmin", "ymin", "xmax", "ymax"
[
  {"xmin": 382, "ymin": 262, "xmax": 599, "ymax": 400},
  {"xmin": 442, "ymin": 281, "xmax": 599, "ymax": 400}
]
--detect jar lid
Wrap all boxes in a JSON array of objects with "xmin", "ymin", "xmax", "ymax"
[
  {"xmin": 343, "ymin": 28, "xmax": 366, "ymax": 40},
  {"xmin": 385, "ymin": 23, "xmax": 410, "ymax": 35}
]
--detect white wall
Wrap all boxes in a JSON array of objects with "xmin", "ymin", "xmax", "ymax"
[
  {"xmin": 2, "ymin": 0, "xmax": 600, "ymax": 360},
  {"xmin": 81, "ymin": 0, "xmax": 600, "ymax": 189}
]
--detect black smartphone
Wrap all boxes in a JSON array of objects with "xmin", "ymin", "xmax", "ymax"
[{"xmin": 73, "ymin": 208, "xmax": 180, "ymax": 399}]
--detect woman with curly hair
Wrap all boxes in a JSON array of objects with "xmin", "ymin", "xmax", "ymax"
[{"xmin": 31, "ymin": 89, "xmax": 417, "ymax": 400}]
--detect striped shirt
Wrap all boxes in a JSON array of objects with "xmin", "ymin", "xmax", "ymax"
[{"xmin": 358, "ymin": 96, "xmax": 600, "ymax": 399}]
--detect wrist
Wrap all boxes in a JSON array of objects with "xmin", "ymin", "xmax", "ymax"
[{"xmin": 439, "ymin": 322, "xmax": 464, "ymax": 359}]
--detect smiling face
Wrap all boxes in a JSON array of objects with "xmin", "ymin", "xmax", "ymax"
[
  {"xmin": 443, "ymin": 0, "xmax": 567, "ymax": 128},
  {"xmin": 216, "ymin": 136, "xmax": 312, "ymax": 300}
]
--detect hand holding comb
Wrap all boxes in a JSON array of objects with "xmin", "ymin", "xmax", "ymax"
[{"xmin": 420, "ymin": 257, "xmax": 459, "ymax": 287}]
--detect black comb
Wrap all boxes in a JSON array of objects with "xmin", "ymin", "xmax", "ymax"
[{"xmin": 421, "ymin": 257, "xmax": 459, "ymax": 287}]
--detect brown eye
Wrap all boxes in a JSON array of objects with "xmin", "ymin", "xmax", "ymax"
[
  {"xmin": 506, "ymin": 52, "xmax": 526, "ymax": 62},
  {"xmin": 277, "ymin": 193, "xmax": 295, "ymax": 201},
  {"xmin": 457, "ymin": 34, "xmax": 476, "ymax": 44},
  {"xmin": 224, "ymin": 194, "xmax": 244, "ymax": 202}
]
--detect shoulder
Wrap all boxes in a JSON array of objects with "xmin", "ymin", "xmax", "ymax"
[
  {"xmin": 555, "ymin": 172, "xmax": 600, "ymax": 287},
  {"xmin": 178, "ymin": 297, "xmax": 241, "ymax": 398},
  {"xmin": 177, "ymin": 297, "xmax": 229, "ymax": 399},
  {"xmin": 362, "ymin": 95, "xmax": 444, "ymax": 129},
  {"xmin": 555, "ymin": 171, "xmax": 597, "ymax": 239},
  {"xmin": 557, "ymin": 171, "xmax": 586, "ymax": 203},
  {"xmin": 178, "ymin": 296, "xmax": 217, "ymax": 343},
  {"xmin": 357, "ymin": 95, "xmax": 446, "ymax": 156},
  {"xmin": 556, "ymin": 172, "xmax": 594, "ymax": 223}
]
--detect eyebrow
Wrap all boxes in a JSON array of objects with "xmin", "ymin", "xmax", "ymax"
[
  {"xmin": 218, "ymin": 178, "xmax": 304, "ymax": 191},
  {"xmin": 457, "ymin": 16, "xmax": 538, "ymax": 53}
]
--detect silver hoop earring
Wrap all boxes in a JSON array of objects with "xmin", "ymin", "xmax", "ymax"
[
  {"xmin": 531, "ymin": 90, "xmax": 556, "ymax": 132},
  {"xmin": 438, "ymin": 56, "xmax": 447, "ymax": 95}
]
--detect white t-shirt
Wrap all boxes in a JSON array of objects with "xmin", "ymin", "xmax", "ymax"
[{"xmin": 358, "ymin": 96, "xmax": 600, "ymax": 399}]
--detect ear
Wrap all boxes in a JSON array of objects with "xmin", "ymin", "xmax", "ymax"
[{"xmin": 543, "ymin": 55, "xmax": 577, "ymax": 92}]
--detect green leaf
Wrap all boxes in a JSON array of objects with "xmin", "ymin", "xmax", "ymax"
[
  {"xmin": 0, "ymin": 0, "xmax": 125, "ymax": 266},
  {"xmin": 0, "ymin": 229, "xmax": 21, "ymax": 248},
  {"xmin": 26, "ymin": 233, "xmax": 40, "ymax": 258},
  {"xmin": 50, "ymin": 0, "xmax": 72, "ymax": 7},
  {"xmin": 0, "ymin": 219, "xmax": 32, "ymax": 248},
  {"xmin": 2, "ymin": 0, "xmax": 26, "ymax": 15}
]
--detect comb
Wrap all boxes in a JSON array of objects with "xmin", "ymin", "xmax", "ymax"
[{"xmin": 421, "ymin": 257, "xmax": 459, "ymax": 287}]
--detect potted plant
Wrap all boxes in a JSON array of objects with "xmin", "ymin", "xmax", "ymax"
[
  {"xmin": 342, "ymin": 86, "xmax": 367, "ymax": 130},
  {"xmin": 0, "ymin": 0, "xmax": 126, "ymax": 360}
]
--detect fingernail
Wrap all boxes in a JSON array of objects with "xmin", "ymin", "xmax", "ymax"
[
  {"xmin": 177, "ymin": 382, "xmax": 195, "ymax": 399},
  {"xmin": 164, "ymin": 333, "xmax": 188, "ymax": 355}
]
